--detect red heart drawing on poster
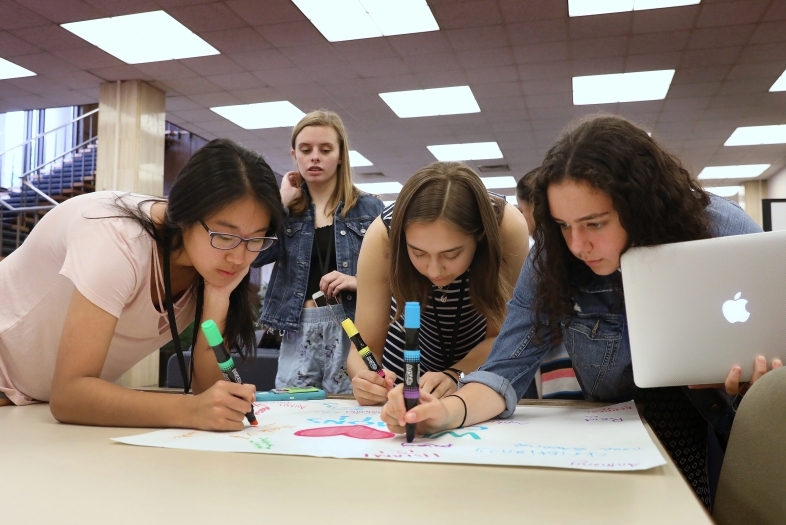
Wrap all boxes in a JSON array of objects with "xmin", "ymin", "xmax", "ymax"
[{"xmin": 294, "ymin": 426, "xmax": 395, "ymax": 440}]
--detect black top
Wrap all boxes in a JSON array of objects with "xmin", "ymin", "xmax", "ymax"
[{"xmin": 306, "ymin": 224, "xmax": 336, "ymax": 299}]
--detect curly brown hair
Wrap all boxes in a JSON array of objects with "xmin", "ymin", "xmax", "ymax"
[{"xmin": 531, "ymin": 115, "xmax": 711, "ymax": 341}]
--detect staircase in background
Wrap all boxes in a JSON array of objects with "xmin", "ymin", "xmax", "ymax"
[{"xmin": 0, "ymin": 109, "xmax": 98, "ymax": 258}]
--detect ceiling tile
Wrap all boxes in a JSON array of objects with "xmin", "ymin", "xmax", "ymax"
[
  {"xmin": 625, "ymin": 51, "xmax": 681, "ymax": 71},
  {"xmin": 736, "ymin": 42, "xmax": 786, "ymax": 64},
  {"xmin": 332, "ymin": 38, "xmax": 398, "ymax": 62},
  {"xmin": 687, "ymin": 24, "xmax": 755, "ymax": 50},
  {"xmin": 226, "ymin": 0, "xmax": 303, "ymax": 26},
  {"xmin": 81, "ymin": 1, "xmax": 160, "ymax": 16},
  {"xmin": 158, "ymin": 76, "xmax": 222, "ymax": 95},
  {"xmin": 207, "ymin": 72, "xmax": 265, "ymax": 90},
  {"xmin": 631, "ymin": 6, "xmax": 699, "ymax": 34},
  {"xmin": 351, "ymin": 57, "xmax": 410, "ymax": 78},
  {"xmin": 179, "ymin": 55, "xmax": 246, "ymax": 76},
  {"xmin": 132, "ymin": 61, "xmax": 199, "ymax": 80},
  {"xmin": 513, "ymin": 41, "xmax": 569, "ymax": 64},
  {"xmin": 457, "ymin": 47, "xmax": 515, "ymax": 68},
  {"xmin": 571, "ymin": 56, "xmax": 625, "ymax": 76},
  {"xmin": 0, "ymin": 3, "xmax": 55, "ymax": 30},
  {"xmin": 431, "ymin": 0, "xmax": 503, "ymax": 30},
  {"xmin": 12, "ymin": 51, "xmax": 81, "ymax": 73},
  {"xmin": 629, "ymin": 31, "xmax": 690, "ymax": 55},
  {"xmin": 680, "ymin": 46, "xmax": 742, "ymax": 68},
  {"xmin": 257, "ymin": 21, "xmax": 326, "ymax": 48},
  {"xmin": 465, "ymin": 65, "xmax": 519, "ymax": 84},
  {"xmin": 18, "ymin": 0, "xmax": 105, "ymax": 23},
  {"xmin": 506, "ymin": 19, "xmax": 568, "ymax": 46},
  {"xmin": 201, "ymin": 26, "xmax": 272, "ymax": 54},
  {"xmin": 252, "ymin": 67, "xmax": 311, "ymax": 86},
  {"xmin": 0, "ymin": 30, "xmax": 43, "ymax": 57},
  {"xmin": 232, "ymin": 49, "xmax": 294, "ymax": 71},
  {"xmin": 517, "ymin": 60, "xmax": 571, "ymax": 80},
  {"xmin": 168, "ymin": 2, "xmax": 248, "ymax": 32},
  {"xmin": 402, "ymin": 52, "xmax": 461, "ymax": 74},
  {"xmin": 570, "ymin": 36, "xmax": 629, "ymax": 60},
  {"xmin": 444, "ymin": 25, "xmax": 509, "ymax": 51},
  {"xmin": 387, "ymin": 31, "xmax": 453, "ymax": 57},
  {"xmin": 695, "ymin": 0, "xmax": 770, "ymax": 28},
  {"xmin": 12, "ymin": 24, "xmax": 92, "ymax": 51},
  {"xmin": 497, "ymin": 0, "xmax": 566, "ymax": 23},
  {"xmin": 568, "ymin": 13, "xmax": 631, "ymax": 40},
  {"xmin": 525, "ymin": 92, "xmax": 572, "ymax": 108},
  {"xmin": 51, "ymin": 46, "xmax": 124, "ymax": 70}
]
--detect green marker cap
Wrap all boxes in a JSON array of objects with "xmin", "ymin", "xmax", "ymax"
[{"xmin": 201, "ymin": 320, "xmax": 224, "ymax": 347}]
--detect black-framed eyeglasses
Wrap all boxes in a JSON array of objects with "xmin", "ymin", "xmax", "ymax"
[{"xmin": 199, "ymin": 220, "xmax": 277, "ymax": 252}]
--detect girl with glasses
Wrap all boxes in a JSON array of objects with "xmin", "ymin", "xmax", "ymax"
[
  {"xmin": 252, "ymin": 110, "xmax": 384, "ymax": 394},
  {"xmin": 0, "ymin": 139, "xmax": 283, "ymax": 431}
]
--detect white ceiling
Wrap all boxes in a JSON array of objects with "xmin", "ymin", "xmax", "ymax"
[{"xmin": 1, "ymin": 0, "xmax": 786, "ymax": 194}]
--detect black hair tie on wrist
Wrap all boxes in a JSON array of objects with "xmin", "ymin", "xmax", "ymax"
[
  {"xmin": 442, "ymin": 371, "xmax": 458, "ymax": 385},
  {"xmin": 447, "ymin": 394, "xmax": 467, "ymax": 428}
]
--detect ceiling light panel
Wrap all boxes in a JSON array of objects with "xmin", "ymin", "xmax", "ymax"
[
  {"xmin": 379, "ymin": 86, "xmax": 480, "ymax": 118},
  {"xmin": 349, "ymin": 150, "xmax": 373, "ymax": 167},
  {"xmin": 704, "ymin": 186, "xmax": 743, "ymax": 198},
  {"xmin": 572, "ymin": 70, "xmax": 675, "ymax": 105},
  {"xmin": 480, "ymin": 176, "xmax": 517, "ymax": 190},
  {"xmin": 355, "ymin": 181, "xmax": 403, "ymax": 194},
  {"xmin": 292, "ymin": 0, "xmax": 439, "ymax": 43},
  {"xmin": 568, "ymin": 0, "xmax": 700, "ymax": 17},
  {"xmin": 0, "ymin": 57, "xmax": 35, "ymax": 80},
  {"xmin": 724, "ymin": 125, "xmax": 786, "ymax": 146},
  {"xmin": 427, "ymin": 142, "xmax": 504, "ymax": 161},
  {"xmin": 210, "ymin": 102, "xmax": 305, "ymax": 129},
  {"xmin": 770, "ymin": 70, "xmax": 786, "ymax": 92},
  {"xmin": 697, "ymin": 165, "xmax": 770, "ymax": 180},
  {"xmin": 506, "ymin": 195, "xmax": 518, "ymax": 205},
  {"xmin": 61, "ymin": 11, "xmax": 218, "ymax": 64}
]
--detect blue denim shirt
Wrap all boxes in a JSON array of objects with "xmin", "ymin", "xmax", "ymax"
[
  {"xmin": 253, "ymin": 191, "xmax": 384, "ymax": 332},
  {"xmin": 464, "ymin": 195, "xmax": 762, "ymax": 441}
]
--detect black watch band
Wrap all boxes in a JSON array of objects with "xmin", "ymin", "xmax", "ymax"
[{"xmin": 445, "ymin": 367, "xmax": 465, "ymax": 382}]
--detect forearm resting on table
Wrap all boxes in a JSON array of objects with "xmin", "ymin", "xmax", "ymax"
[
  {"xmin": 50, "ymin": 376, "xmax": 193, "ymax": 428},
  {"xmin": 449, "ymin": 382, "xmax": 506, "ymax": 429}
]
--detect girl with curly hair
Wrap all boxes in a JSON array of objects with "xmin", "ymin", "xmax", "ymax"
[{"xmin": 381, "ymin": 115, "xmax": 782, "ymax": 509}]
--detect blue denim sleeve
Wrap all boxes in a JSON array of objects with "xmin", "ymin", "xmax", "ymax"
[
  {"xmin": 460, "ymin": 254, "xmax": 554, "ymax": 418},
  {"xmin": 251, "ymin": 240, "xmax": 281, "ymax": 268},
  {"xmin": 707, "ymin": 194, "xmax": 763, "ymax": 237}
]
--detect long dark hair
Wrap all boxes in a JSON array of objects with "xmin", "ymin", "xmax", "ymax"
[
  {"xmin": 389, "ymin": 162, "xmax": 510, "ymax": 329},
  {"xmin": 112, "ymin": 138, "xmax": 283, "ymax": 359},
  {"xmin": 532, "ymin": 115, "xmax": 711, "ymax": 341}
]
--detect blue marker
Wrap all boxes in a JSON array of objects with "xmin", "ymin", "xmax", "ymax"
[{"xmin": 403, "ymin": 301, "xmax": 421, "ymax": 443}]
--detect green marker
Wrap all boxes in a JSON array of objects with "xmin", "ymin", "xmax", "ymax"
[{"xmin": 201, "ymin": 320, "xmax": 258, "ymax": 426}]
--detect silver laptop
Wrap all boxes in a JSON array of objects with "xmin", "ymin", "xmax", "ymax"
[{"xmin": 620, "ymin": 230, "xmax": 786, "ymax": 388}]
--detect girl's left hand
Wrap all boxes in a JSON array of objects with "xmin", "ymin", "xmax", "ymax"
[
  {"xmin": 320, "ymin": 271, "xmax": 357, "ymax": 298},
  {"xmin": 419, "ymin": 371, "xmax": 457, "ymax": 398},
  {"xmin": 689, "ymin": 355, "xmax": 783, "ymax": 395},
  {"xmin": 204, "ymin": 267, "xmax": 250, "ymax": 306}
]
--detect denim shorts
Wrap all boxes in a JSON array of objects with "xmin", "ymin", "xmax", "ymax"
[{"xmin": 276, "ymin": 305, "xmax": 352, "ymax": 394}]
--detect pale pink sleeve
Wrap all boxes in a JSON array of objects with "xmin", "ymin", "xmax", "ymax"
[{"xmin": 60, "ymin": 217, "xmax": 144, "ymax": 319}]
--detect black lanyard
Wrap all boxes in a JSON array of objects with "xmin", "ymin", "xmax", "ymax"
[
  {"xmin": 163, "ymin": 230, "xmax": 203, "ymax": 395},
  {"xmin": 430, "ymin": 274, "xmax": 467, "ymax": 370},
  {"xmin": 315, "ymin": 224, "xmax": 334, "ymax": 277}
]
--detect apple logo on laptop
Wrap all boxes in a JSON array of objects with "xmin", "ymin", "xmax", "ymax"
[{"xmin": 722, "ymin": 292, "xmax": 751, "ymax": 323}]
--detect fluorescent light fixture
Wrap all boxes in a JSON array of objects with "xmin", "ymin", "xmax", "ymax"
[
  {"xmin": 573, "ymin": 70, "xmax": 675, "ymax": 105},
  {"xmin": 481, "ymin": 176, "xmax": 517, "ymax": 190},
  {"xmin": 355, "ymin": 181, "xmax": 403, "ymax": 194},
  {"xmin": 61, "ymin": 11, "xmax": 218, "ymax": 64},
  {"xmin": 348, "ymin": 150, "xmax": 373, "ymax": 167},
  {"xmin": 0, "ymin": 57, "xmax": 35, "ymax": 80},
  {"xmin": 379, "ymin": 86, "xmax": 480, "ymax": 118},
  {"xmin": 427, "ymin": 142, "xmax": 503, "ymax": 161},
  {"xmin": 292, "ymin": 0, "xmax": 439, "ymax": 42},
  {"xmin": 568, "ymin": 0, "xmax": 700, "ymax": 17},
  {"xmin": 724, "ymin": 125, "xmax": 786, "ymax": 146},
  {"xmin": 506, "ymin": 195, "xmax": 518, "ymax": 205},
  {"xmin": 770, "ymin": 70, "xmax": 786, "ymax": 92},
  {"xmin": 704, "ymin": 186, "xmax": 743, "ymax": 198},
  {"xmin": 210, "ymin": 101, "xmax": 305, "ymax": 129},
  {"xmin": 697, "ymin": 165, "xmax": 770, "ymax": 180}
]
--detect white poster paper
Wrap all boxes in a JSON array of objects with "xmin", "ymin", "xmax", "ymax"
[{"xmin": 113, "ymin": 399, "xmax": 665, "ymax": 471}]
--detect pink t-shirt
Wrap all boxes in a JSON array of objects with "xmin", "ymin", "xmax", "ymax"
[{"xmin": 0, "ymin": 192, "xmax": 195, "ymax": 405}]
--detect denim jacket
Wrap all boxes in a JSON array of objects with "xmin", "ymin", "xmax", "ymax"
[
  {"xmin": 464, "ymin": 195, "xmax": 762, "ymax": 442},
  {"xmin": 253, "ymin": 190, "xmax": 384, "ymax": 332}
]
